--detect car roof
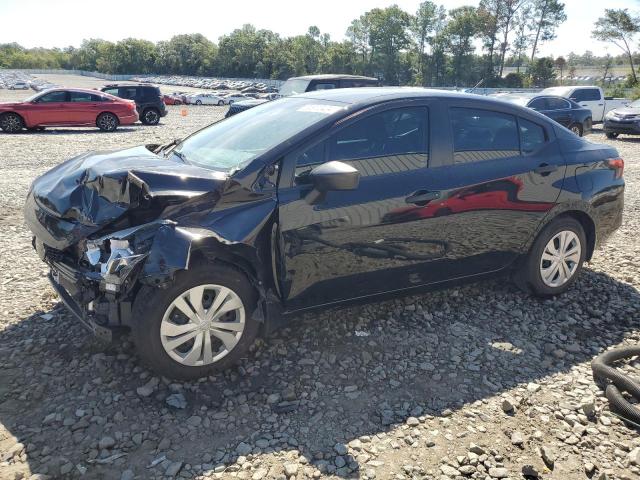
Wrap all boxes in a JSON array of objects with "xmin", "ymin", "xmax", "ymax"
[
  {"xmin": 289, "ymin": 74, "xmax": 378, "ymax": 81},
  {"xmin": 294, "ymin": 87, "xmax": 499, "ymax": 105},
  {"xmin": 40, "ymin": 87, "xmax": 111, "ymax": 95},
  {"xmin": 103, "ymin": 83, "xmax": 158, "ymax": 88}
]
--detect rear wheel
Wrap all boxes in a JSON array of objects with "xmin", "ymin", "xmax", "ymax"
[
  {"xmin": 218, "ymin": 100, "xmax": 224, "ymax": 106},
  {"xmin": 0, "ymin": 113, "xmax": 24, "ymax": 133},
  {"xmin": 141, "ymin": 108, "xmax": 160, "ymax": 125},
  {"xmin": 195, "ymin": 100, "xmax": 202, "ymax": 105},
  {"xmin": 515, "ymin": 216, "xmax": 586, "ymax": 297},
  {"xmin": 96, "ymin": 112, "xmax": 118, "ymax": 132},
  {"xmin": 132, "ymin": 264, "xmax": 259, "ymax": 380},
  {"xmin": 606, "ymin": 132, "xmax": 619, "ymax": 139},
  {"xmin": 569, "ymin": 123, "xmax": 583, "ymax": 136},
  {"xmin": 174, "ymin": 100, "xmax": 182, "ymax": 105}
]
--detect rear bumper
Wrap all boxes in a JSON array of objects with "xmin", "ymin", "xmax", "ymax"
[{"xmin": 119, "ymin": 113, "xmax": 139, "ymax": 125}]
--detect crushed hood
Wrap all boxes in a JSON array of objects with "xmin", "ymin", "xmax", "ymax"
[
  {"xmin": 29, "ymin": 145, "xmax": 228, "ymax": 229},
  {"xmin": 610, "ymin": 106, "xmax": 640, "ymax": 116}
]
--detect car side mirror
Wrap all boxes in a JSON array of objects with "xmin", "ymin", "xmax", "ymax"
[{"xmin": 305, "ymin": 161, "xmax": 360, "ymax": 204}]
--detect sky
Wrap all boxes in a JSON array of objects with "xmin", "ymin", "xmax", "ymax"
[{"xmin": 0, "ymin": 0, "xmax": 638, "ymax": 57}]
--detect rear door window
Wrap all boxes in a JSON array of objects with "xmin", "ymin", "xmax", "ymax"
[
  {"xmin": 449, "ymin": 107, "xmax": 519, "ymax": 163},
  {"xmin": 312, "ymin": 83, "xmax": 337, "ymax": 91},
  {"xmin": 545, "ymin": 97, "xmax": 570, "ymax": 110},
  {"xmin": 528, "ymin": 98, "xmax": 547, "ymax": 110},
  {"xmin": 69, "ymin": 91, "xmax": 103, "ymax": 102},
  {"xmin": 119, "ymin": 87, "xmax": 138, "ymax": 100}
]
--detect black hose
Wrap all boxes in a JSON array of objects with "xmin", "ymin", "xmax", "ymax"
[{"xmin": 591, "ymin": 346, "xmax": 640, "ymax": 425}]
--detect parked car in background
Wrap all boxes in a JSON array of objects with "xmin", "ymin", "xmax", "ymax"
[
  {"xmin": 226, "ymin": 74, "xmax": 381, "ymax": 117},
  {"xmin": 222, "ymin": 93, "xmax": 249, "ymax": 105},
  {"xmin": 603, "ymin": 99, "xmax": 640, "ymax": 139},
  {"xmin": 498, "ymin": 94, "xmax": 592, "ymax": 136},
  {"xmin": 540, "ymin": 86, "xmax": 628, "ymax": 123},
  {"xmin": 25, "ymin": 88, "xmax": 624, "ymax": 379},
  {"xmin": 9, "ymin": 82, "xmax": 30, "ymax": 90},
  {"xmin": 188, "ymin": 93, "xmax": 226, "ymax": 105},
  {"xmin": 0, "ymin": 88, "xmax": 138, "ymax": 133},
  {"xmin": 100, "ymin": 84, "xmax": 167, "ymax": 125}
]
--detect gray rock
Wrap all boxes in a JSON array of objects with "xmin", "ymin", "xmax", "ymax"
[
  {"xmin": 284, "ymin": 463, "xmax": 298, "ymax": 476},
  {"xmin": 165, "ymin": 461, "xmax": 183, "ymax": 477},
  {"xmin": 236, "ymin": 442, "xmax": 252, "ymax": 456},
  {"xmin": 120, "ymin": 470, "xmax": 134, "ymax": 480},
  {"xmin": 166, "ymin": 393, "xmax": 187, "ymax": 409},
  {"xmin": 540, "ymin": 445, "xmax": 556, "ymax": 468},
  {"xmin": 252, "ymin": 468, "xmax": 268, "ymax": 480},
  {"xmin": 440, "ymin": 464, "xmax": 460, "ymax": 476},
  {"xmin": 98, "ymin": 436, "xmax": 116, "ymax": 450},
  {"xmin": 488, "ymin": 467, "xmax": 509, "ymax": 478},
  {"xmin": 334, "ymin": 443, "xmax": 348, "ymax": 455},
  {"xmin": 136, "ymin": 378, "xmax": 158, "ymax": 397},
  {"xmin": 511, "ymin": 431, "xmax": 524, "ymax": 446}
]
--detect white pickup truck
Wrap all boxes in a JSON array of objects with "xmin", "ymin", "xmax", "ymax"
[{"xmin": 540, "ymin": 85, "xmax": 629, "ymax": 123}]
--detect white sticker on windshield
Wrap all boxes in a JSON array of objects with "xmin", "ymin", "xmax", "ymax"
[{"xmin": 297, "ymin": 104, "xmax": 343, "ymax": 114}]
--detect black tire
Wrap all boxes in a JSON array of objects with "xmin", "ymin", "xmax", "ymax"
[
  {"xmin": 141, "ymin": 108, "xmax": 160, "ymax": 125},
  {"xmin": 195, "ymin": 100, "xmax": 202, "ymax": 105},
  {"xmin": 132, "ymin": 264, "xmax": 259, "ymax": 380},
  {"xmin": 569, "ymin": 123, "xmax": 583, "ymax": 136},
  {"xmin": 0, "ymin": 112, "xmax": 24, "ymax": 133},
  {"xmin": 515, "ymin": 216, "xmax": 586, "ymax": 297},
  {"xmin": 218, "ymin": 100, "xmax": 224, "ymax": 106},
  {"xmin": 96, "ymin": 112, "xmax": 119, "ymax": 132},
  {"xmin": 174, "ymin": 100, "xmax": 182, "ymax": 105},
  {"xmin": 27, "ymin": 126, "xmax": 45, "ymax": 132},
  {"xmin": 606, "ymin": 132, "xmax": 619, "ymax": 139}
]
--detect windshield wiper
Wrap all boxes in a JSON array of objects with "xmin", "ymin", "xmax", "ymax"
[{"xmin": 171, "ymin": 150, "xmax": 189, "ymax": 164}]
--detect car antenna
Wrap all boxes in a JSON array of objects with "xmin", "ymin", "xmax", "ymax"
[{"xmin": 468, "ymin": 79, "xmax": 484, "ymax": 94}]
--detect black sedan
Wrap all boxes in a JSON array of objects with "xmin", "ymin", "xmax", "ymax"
[
  {"xmin": 498, "ymin": 94, "xmax": 592, "ymax": 136},
  {"xmin": 25, "ymin": 88, "xmax": 624, "ymax": 379}
]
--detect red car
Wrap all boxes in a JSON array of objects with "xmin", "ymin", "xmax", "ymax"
[{"xmin": 0, "ymin": 88, "xmax": 139, "ymax": 133}]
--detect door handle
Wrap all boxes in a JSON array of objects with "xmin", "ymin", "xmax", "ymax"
[
  {"xmin": 534, "ymin": 163, "xmax": 558, "ymax": 176},
  {"xmin": 406, "ymin": 190, "xmax": 440, "ymax": 206}
]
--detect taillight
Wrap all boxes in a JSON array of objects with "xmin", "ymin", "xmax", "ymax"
[{"xmin": 606, "ymin": 157, "xmax": 624, "ymax": 179}]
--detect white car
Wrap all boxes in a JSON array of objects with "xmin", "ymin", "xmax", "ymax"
[
  {"xmin": 9, "ymin": 82, "xmax": 29, "ymax": 90},
  {"xmin": 540, "ymin": 86, "xmax": 629, "ymax": 123},
  {"xmin": 187, "ymin": 93, "xmax": 226, "ymax": 106},
  {"xmin": 223, "ymin": 93, "xmax": 249, "ymax": 105}
]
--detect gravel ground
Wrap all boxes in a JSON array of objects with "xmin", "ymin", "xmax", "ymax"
[{"xmin": 1, "ymin": 75, "xmax": 640, "ymax": 480}]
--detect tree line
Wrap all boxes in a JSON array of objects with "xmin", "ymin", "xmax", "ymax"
[{"xmin": 1, "ymin": 3, "xmax": 638, "ymax": 88}]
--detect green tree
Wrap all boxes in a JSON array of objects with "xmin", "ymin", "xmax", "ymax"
[
  {"xmin": 364, "ymin": 5, "xmax": 412, "ymax": 84},
  {"xmin": 554, "ymin": 55, "xmax": 566, "ymax": 84},
  {"xmin": 529, "ymin": 56, "xmax": 555, "ymax": 86},
  {"xmin": 443, "ymin": 6, "xmax": 481, "ymax": 86},
  {"xmin": 592, "ymin": 8, "xmax": 639, "ymax": 84},
  {"xmin": 529, "ymin": 0, "xmax": 567, "ymax": 63},
  {"xmin": 410, "ymin": 1, "xmax": 439, "ymax": 85}
]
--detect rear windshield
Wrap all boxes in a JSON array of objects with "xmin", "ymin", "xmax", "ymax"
[{"xmin": 279, "ymin": 79, "xmax": 311, "ymax": 96}]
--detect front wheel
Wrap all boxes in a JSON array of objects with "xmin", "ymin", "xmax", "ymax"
[
  {"xmin": 569, "ymin": 123, "xmax": 583, "ymax": 136},
  {"xmin": 218, "ymin": 100, "xmax": 224, "ymax": 106},
  {"xmin": 606, "ymin": 132, "xmax": 619, "ymax": 139},
  {"xmin": 195, "ymin": 100, "xmax": 202, "ymax": 105},
  {"xmin": 132, "ymin": 264, "xmax": 259, "ymax": 380},
  {"xmin": 96, "ymin": 112, "xmax": 119, "ymax": 132},
  {"xmin": 0, "ymin": 113, "xmax": 24, "ymax": 133},
  {"xmin": 515, "ymin": 216, "xmax": 586, "ymax": 297}
]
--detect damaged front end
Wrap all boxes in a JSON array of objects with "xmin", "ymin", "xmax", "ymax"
[{"xmin": 25, "ymin": 145, "xmax": 279, "ymax": 341}]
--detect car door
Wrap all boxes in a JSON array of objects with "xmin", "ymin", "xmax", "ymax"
[
  {"xmin": 33, "ymin": 90, "xmax": 70, "ymax": 124},
  {"xmin": 571, "ymin": 88, "xmax": 604, "ymax": 121},
  {"xmin": 425, "ymin": 102, "xmax": 565, "ymax": 277},
  {"xmin": 533, "ymin": 97, "xmax": 572, "ymax": 127},
  {"xmin": 277, "ymin": 100, "xmax": 453, "ymax": 310},
  {"xmin": 67, "ymin": 91, "xmax": 102, "ymax": 124}
]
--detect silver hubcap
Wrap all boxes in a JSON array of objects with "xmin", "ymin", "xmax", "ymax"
[
  {"xmin": 160, "ymin": 284, "xmax": 245, "ymax": 366},
  {"xmin": 571, "ymin": 126, "xmax": 580, "ymax": 135},
  {"xmin": 99, "ymin": 115, "xmax": 116, "ymax": 130},
  {"xmin": 540, "ymin": 230, "xmax": 581, "ymax": 288},
  {"xmin": 145, "ymin": 110, "xmax": 158, "ymax": 123},
  {"xmin": 2, "ymin": 114, "xmax": 21, "ymax": 132}
]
